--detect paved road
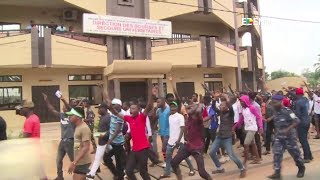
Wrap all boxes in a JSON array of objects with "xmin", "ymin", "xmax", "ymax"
[{"xmin": 2, "ymin": 123, "xmax": 320, "ymax": 180}]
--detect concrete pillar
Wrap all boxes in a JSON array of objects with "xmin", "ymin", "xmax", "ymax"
[
  {"xmin": 158, "ymin": 78, "xmax": 164, "ymax": 98},
  {"xmin": 114, "ymin": 78, "xmax": 121, "ymax": 99}
]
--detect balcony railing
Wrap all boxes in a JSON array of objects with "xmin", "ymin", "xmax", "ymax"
[
  {"xmin": 54, "ymin": 31, "xmax": 106, "ymax": 46},
  {"xmin": 0, "ymin": 29, "xmax": 30, "ymax": 38},
  {"xmin": 216, "ymin": 39, "xmax": 235, "ymax": 50},
  {"xmin": 151, "ymin": 37, "xmax": 200, "ymax": 47}
]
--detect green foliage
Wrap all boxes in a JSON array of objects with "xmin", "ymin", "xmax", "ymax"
[
  {"xmin": 302, "ymin": 68, "xmax": 320, "ymax": 89},
  {"xmin": 270, "ymin": 70, "xmax": 297, "ymax": 80}
]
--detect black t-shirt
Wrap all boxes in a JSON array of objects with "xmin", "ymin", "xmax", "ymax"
[{"xmin": 0, "ymin": 116, "xmax": 7, "ymax": 140}]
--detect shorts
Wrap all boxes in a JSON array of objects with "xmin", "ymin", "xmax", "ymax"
[
  {"xmin": 74, "ymin": 163, "xmax": 90, "ymax": 175},
  {"xmin": 244, "ymin": 130, "xmax": 256, "ymax": 145},
  {"xmin": 312, "ymin": 114, "xmax": 320, "ymax": 126}
]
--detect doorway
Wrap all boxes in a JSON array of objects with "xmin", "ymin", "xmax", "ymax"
[
  {"xmin": 120, "ymin": 82, "xmax": 147, "ymax": 102},
  {"xmin": 176, "ymin": 82, "xmax": 195, "ymax": 99},
  {"xmin": 32, "ymin": 85, "xmax": 60, "ymax": 123}
]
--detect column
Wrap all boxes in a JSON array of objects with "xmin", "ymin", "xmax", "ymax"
[
  {"xmin": 114, "ymin": 78, "xmax": 121, "ymax": 99},
  {"xmin": 158, "ymin": 78, "xmax": 164, "ymax": 98}
]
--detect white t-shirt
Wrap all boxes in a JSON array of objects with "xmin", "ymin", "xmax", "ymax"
[
  {"xmin": 313, "ymin": 94, "xmax": 320, "ymax": 114},
  {"xmin": 242, "ymin": 108, "xmax": 258, "ymax": 131},
  {"xmin": 232, "ymin": 102, "xmax": 240, "ymax": 123},
  {"xmin": 168, "ymin": 112, "xmax": 185, "ymax": 146}
]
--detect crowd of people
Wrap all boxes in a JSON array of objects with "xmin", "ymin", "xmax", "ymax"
[{"xmin": 2, "ymin": 76, "xmax": 319, "ymax": 180}]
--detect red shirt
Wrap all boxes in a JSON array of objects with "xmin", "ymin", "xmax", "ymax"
[
  {"xmin": 185, "ymin": 115, "xmax": 204, "ymax": 151},
  {"xmin": 124, "ymin": 113, "xmax": 150, "ymax": 152},
  {"xmin": 23, "ymin": 114, "xmax": 40, "ymax": 138}
]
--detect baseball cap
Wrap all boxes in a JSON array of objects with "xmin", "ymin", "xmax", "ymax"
[
  {"xmin": 66, "ymin": 108, "xmax": 83, "ymax": 118},
  {"xmin": 112, "ymin": 98, "xmax": 122, "ymax": 106},
  {"xmin": 272, "ymin": 95, "xmax": 284, "ymax": 101},
  {"xmin": 16, "ymin": 100, "xmax": 34, "ymax": 109},
  {"xmin": 296, "ymin": 88, "xmax": 304, "ymax": 95},
  {"xmin": 169, "ymin": 101, "xmax": 178, "ymax": 107}
]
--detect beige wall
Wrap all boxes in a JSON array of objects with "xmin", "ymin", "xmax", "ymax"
[
  {"xmin": 0, "ymin": 68, "xmax": 103, "ymax": 133},
  {"xmin": 172, "ymin": 21, "xmax": 231, "ymax": 42},
  {"xmin": 152, "ymin": 41, "xmax": 202, "ymax": 67},
  {"xmin": 149, "ymin": 0, "xmax": 198, "ymax": 20},
  {"xmin": 212, "ymin": 0, "xmax": 235, "ymax": 28},
  {"xmin": 51, "ymin": 35, "xmax": 108, "ymax": 67},
  {"xmin": 215, "ymin": 42, "xmax": 237, "ymax": 67},
  {"xmin": 65, "ymin": 0, "xmax": 106, "ymax": 15},
  {"xmin": 165, "ymin": 67, "xmax": 237, "ymax": 95},
  {"xmin": 0, "ymin": 5, "xmax": 84, "ymax": 32},
  {"xmin": 0, "ymin": 34, "xmax": 32, "ymax": 66}
]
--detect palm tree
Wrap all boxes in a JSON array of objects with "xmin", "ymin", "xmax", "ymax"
[{"xmin": 314, "ymin": 54, "xmax": 320, "ymax": 71}]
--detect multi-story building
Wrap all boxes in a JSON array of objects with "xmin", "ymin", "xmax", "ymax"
[{"xmin": 0, "ymin": 0, "xmax": 263, "ymax": 128}]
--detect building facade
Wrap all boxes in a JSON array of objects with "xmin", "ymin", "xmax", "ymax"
[{"xmin": 0, "ymin": 0, "xmax": 263, "ymax": 128}]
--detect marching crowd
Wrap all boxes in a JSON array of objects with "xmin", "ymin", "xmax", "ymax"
[{"xmin": 3, "ymin": 75, "xmax": 319, "ymax": 180}]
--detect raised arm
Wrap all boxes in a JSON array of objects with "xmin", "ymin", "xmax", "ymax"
[
  {"xmin": 143, "ymin": 86, "xmax": 157, "ymax": 116},
  {"xmin": 259, "ymin": 76, "xmax": 268, "ymax": 93},
  {"xmin": 228, "ymin": 83, "xmax": 235, "ymax": 95},
  {"xmin": 168, "ymin": 75, "xmax": 181, "ymax": 101},
  {"xmin": 42, "ymin": 93, "xmax": 60, "ymax": 117},
  {"xmin": 244, "ymin": 83, "xmax": 253, "ymax": 92}
]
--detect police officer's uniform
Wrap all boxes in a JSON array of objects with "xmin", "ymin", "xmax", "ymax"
[{"xmin": 273, "ymin": 107, "xmax": 304, "ymax": 171}]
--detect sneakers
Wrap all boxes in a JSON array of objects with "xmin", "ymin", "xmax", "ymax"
[
  {"xmin": 297, "ymin": 166, "xmax": 305, "ymax": 178},
  {"xmin": 160, "ymin": 163, "xmax": 166, "ymax": 168},
  {"xmin": 212, "ymin": 168, "xmax": 225, "ymax": 174},
  {"xmin": 240, "ymin": 169, "xmax": 246, "ymax": 178},
  {"xmin": 189, "ymin": 170, "xmax": 195, "ymax": 176},
  {"xmin": 86, "ymin": 174, "xmax": 95, "ymax": 180}
]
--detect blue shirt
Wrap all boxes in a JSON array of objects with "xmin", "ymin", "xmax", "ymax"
[
  {"xmin": 109, "ymin": 114, "xmax": 125, "ymax": 145},
  {"xmin": 294, "ymin": 97, "xmax": 310, "ymax": 125},
  {"xmin": 157, "ymin": 106, "xmax": 170, "ymax": 136},
  {"xmin": 208, "ymin": 107, "xmax": 219, "ymax": 130}
]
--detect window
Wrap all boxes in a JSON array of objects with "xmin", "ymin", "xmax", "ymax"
[
  {"xmin": 68, "ymin": 74, "xmax": 102, "ymax": 81},
  {"xmin": 118, "ymin": 0, "xmax": 134, "ymax": 6},
  {"xmin": 204, "ymin": 73, "xmax": 222, "ymax": 78},
  {"xmin": 0, "ymin": 87, "xmax": 22, "ymax": 110},
  {"xmin": 172, "ymin": 33, "xmax": 191, "ymax": 44},
  {"xmin": 69, "ymin": 85, "xmax": 102, "ymax": 105},
  {"xmin": 0, "ymin": 23, "xmax": 20, "ymax": 31},
  {"xmin": 0, "ymin": 75, "xmax": 22, "ymax": 82},
  {"xmin": 204, "ymin": 81, "xmax": 223, "ymax": 92}
]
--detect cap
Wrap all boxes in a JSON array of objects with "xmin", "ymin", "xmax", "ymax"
[
  {"xmin": 66, "ymin": 108, "xmax": 83, "ymax": 118},
  {"xmin": 296, "ymin": 88, "xmax": 304, "ymax": 95},
  {"xmin": 20, "ymin": 100, "xmax": 35, "ymax": 109},
  {"xmin": 95, "ymin": 102, "xmax": 109, "ymax": 109},
  {"xmin": 169, "ymin": 101, "xmax": 178, "ymax": 107},
  {"xmin": 112, "ymin": 98, "xmax": 122, "ymax": 106},
  {"xmin": 272, "ymin": 95, "xmax": 284, "ymax": 101}
]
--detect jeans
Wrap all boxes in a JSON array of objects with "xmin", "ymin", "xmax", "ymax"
[
  {"xmin": 203, "ymin": 128, "xmax": 217, "ymax": 153},
  {"xmin": 152, "ymin": 130, "xmax": 158, "ymax": 156},
  {"xmin": 126, "ymin": 148, "xmax": 151, "ymax": 180},
  {"xmin": 209, "ymin": 137, "xmax": 244, "ymax": 170},
  {"xmin": 165, "ymin": 143, "xmax": 194, "ymax": 176},
  {"xmin": 161, "ymin": 135, "xmax": 169, "ymax": 160},
  {"xmin": 171, "ymin": 145, "xmax": 211, "ymax": 180},
  {"xmin": 297, "ymin": 123, "xmax": 313, "ymax": 160},
  {"xmin": 56, "ymin": 139, "xmax": 74, "ymax": 177},
  {"xmin": 103, "ymin": 144, "xmax": 126, "ymax": 179}
]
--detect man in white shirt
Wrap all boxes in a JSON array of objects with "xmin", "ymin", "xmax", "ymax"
[
  {"xmin": 312, "ymin": 92, "xmax": 320, "ymax": 139},
  {"xmin": 159, "ymin": 101, "xmax": 195, "ymax": 179}
]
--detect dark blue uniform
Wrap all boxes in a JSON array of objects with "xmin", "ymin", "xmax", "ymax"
[{"xmin": 273, "ymin": 107, "xmax": 304, "ymax": 170}]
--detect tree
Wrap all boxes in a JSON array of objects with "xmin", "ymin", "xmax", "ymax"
[
  {"xmin": 270, "ymin": 70, "xmax": 297, "ymax": 80},
  {"xmin": 314, "ymin": 55, "xmax": 320, "ymax": 71},
  {"xmin": 302, "ymin": 68, "xmax": 320, "ymax": 89}
]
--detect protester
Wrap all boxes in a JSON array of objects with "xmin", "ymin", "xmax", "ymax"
[
  {"xmin": 83, "ymin": 99, "xmax": 97, "ymax": 154},
  {"xmin": 104, "ymin": 99, "xmax": 126, "ymax": 180},
  {"xmin": 42, "ymin": 93, "xmax": 75, "ymax": 180},
  {"xmin": 263, "ymin": 94, "xmax": 274, "ymax": 155},
  {"xmin": 267, "ymin": 95, "xmax": 305, "ymax": 179},
  {"xmin": 87, "ymin": 102, "xmax": 111, "ymax": 180},
  {"xmin": 107, "ymin": 86, "xmax": 157, "ymax": 180},
  {"xmin": 171, "ymin": 103, "xmax": 212, "ymax": 180},
  {"xmin": 202, "ymin": 95, "xmax": 214, "ymax": 154},
  {"xmin": 156, "ymin": 97, "xmax": 170, "ymax": 167},
  {"xmin": 18, "ymin": 100, "xmax": 41, "ymax": 138},
  {"xmin": 0, "ymin": 116, "xmax": 7, "ymax": 141},
  {"xmin": 233, "ymin": 95, "xmax": 263, "ymax": 166},
  {"xmin": 67, "ymin": 107, "xmax": 91, "ymax": 180},
  {"xmin": 210, "ymin": 101, "xmax": 246, "ymax": 178},
  {"xmin": 159, "ymin": 101, "xmax": 195, "ymax": 179},
  {"xmin": 294, "ymin": 88, "xmax": 313, "ymax": 163}
]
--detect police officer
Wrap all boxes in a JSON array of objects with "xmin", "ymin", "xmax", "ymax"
[{"xmin": 268, "ymin": 95, "xmax": 305, "ymax": 179}]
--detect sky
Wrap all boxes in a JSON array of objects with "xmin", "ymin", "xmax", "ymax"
[{"xmin": 259, "ymin": 0, "xmax": 320, "ymax": 74}]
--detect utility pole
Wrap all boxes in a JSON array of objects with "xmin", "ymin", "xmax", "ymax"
[{"xmin": 233, "ymin": 0, "xmax": 242, "ymax": 91}]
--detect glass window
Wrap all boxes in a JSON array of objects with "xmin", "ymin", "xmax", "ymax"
[
  {"xmin": 69, "ymin": 85, "xmax": 102, "ymax": 105},
  {"xmin": 0, "ymin": 24, "xmax": 20, "ymax": 31},
  {"xmin": 69, "ymin": 74, "xmax": 102, "ymax": 81},
  {"xmin": 0, "ymin": 75, "xmax": 22, "ymax": 82},
  {"xmin": 0, "ymin": 87, "xmax": 22, "ymax": 110}
]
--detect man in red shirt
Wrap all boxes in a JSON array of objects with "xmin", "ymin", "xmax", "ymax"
[
  {"xmin": 107, "ymin": 86, "xmax": 157, "ymax": 180},
  {"xmin": 18, "ymin": 101, "xmax": 41, "ymax": 138}
]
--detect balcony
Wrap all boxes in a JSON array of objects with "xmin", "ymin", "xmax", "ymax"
[
  {"xmin": 64, "ymin": 0, "xmax": 106, "ymax": 14},
  {"xmin": 149, "ymin": 0, "xmax": 200, "ymax": 20},
  {"xmin": 211, "ymin": 0, "xmax": 235, "ymax": 28},
  {"xmin": 0, "ymin": 29, "xmax": 108, "ymax": 68},
  {"xmin": 0, "ymin": 30, "xmax": 32, "ymax": 67}
]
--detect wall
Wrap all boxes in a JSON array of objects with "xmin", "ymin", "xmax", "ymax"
[
  {"xmin": 0, "ymin": 68, "xmax": 103, "ymax": 133},
  {"xmin": 0, "ymin": 5, "xmax": 84, "ymax": 31},
  {"xmin": 164, "ymin": 67, "xmax": 237, "ymax": 95},
  {"xmin": 0, "ymin": 34, "xmax": 32, "ymax": 66},
  {"xmin": 65, "ymin": 0, "xmax": 106, "ymax": 15},
  {"xmin": 215, "ymin": 42, "xmax": 237, "ymax": 67},
  {"xmin": 212, "ymin": 0, "xmax": 235, "ymax": 28},
  {"xmin": 149, "ymin": 0, "xmax": 199, "ymax": 20},
  {"xmin": 172, "ymin": 21, "xmax": 231, "ymax": 42},
  {"xmin": 51, "ymin": 35, "xmax": 108, "ymax": 67}
]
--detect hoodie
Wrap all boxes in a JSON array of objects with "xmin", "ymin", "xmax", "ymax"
[{"xmin": 233, "ymin": 95, "xmax": 263, "ymax": 131}]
